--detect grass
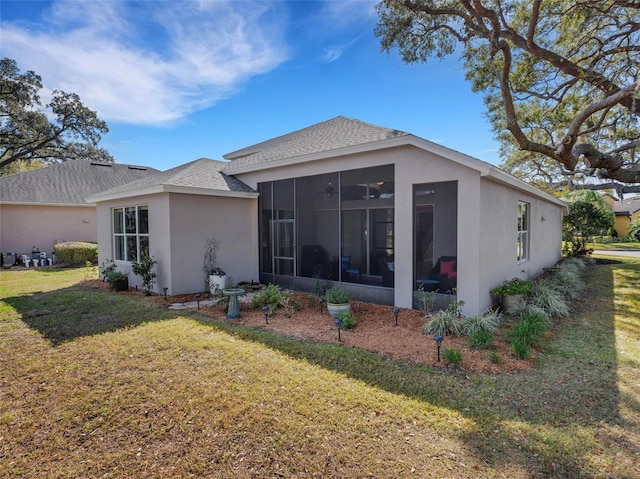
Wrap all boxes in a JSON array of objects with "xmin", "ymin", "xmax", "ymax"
[
  {"xmin": 1, "ymin": 261, "xmax": 640, "ymax": 478},
  {"xmin": 589, "ymin": 241, "xmax": 640, "ymax": 250}
]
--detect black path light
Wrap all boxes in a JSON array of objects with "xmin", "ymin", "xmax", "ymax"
[
  {"xmin": 393, "ymin": 306, "xmax": 400, "ymax": 326},
  {"xmin": 335, "ymin": 317, "xmax": 343, "ymax": 342},
  {"xmin": 163, "ymin": 287, "xmax": 168, "ymax": 300},
  {"xmin": 262, "ymin": 305, "xmax": 269, "ymax": 324},
  {"xmin": 434, "ymin": 334, "xmax": 444, "ymax": 362},
  {"xmin": 195, "ymin": 292, "xmax": 201, "ymax": 310},
  {"xmin": 319, "ymin": 297, "xmax": 325, "ymax": 314}
]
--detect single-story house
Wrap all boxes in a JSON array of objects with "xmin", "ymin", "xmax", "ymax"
[
  {"xmin": 614, "ymin": 196, "xmax": 640, "ymax": 237},
  {"xmin": 88, "ymin": 116, "xmax": 567, "ymax": 314},
  {"xmin": 0, "ymin": 160, "xmax": 159, "ymax": 263}
]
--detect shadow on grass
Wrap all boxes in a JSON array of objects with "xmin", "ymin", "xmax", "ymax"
[
  {"xmin": 3, "ymin": 285, "xmax": 175, "ymax": 345},
  {"xmin": 191, "ymin": 264, "xmax": 629, "ymax": 478},
  {"xmin": 3, "ymin": 265, "xmax": 633, "ymax": 478}
]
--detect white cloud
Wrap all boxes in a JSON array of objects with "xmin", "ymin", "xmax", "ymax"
[
  {"xmin": 321, "ymin": 38, "xmax": 359, "ymax": 63},
  {"xmin": 1, "ymin": 0, "xmax": 289, "ymax": 125}
]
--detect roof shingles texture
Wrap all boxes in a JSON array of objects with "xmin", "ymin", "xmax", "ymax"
[
  {"xmin": 223, "ymin": 116, "xmax": 409, "ymax": 170},
  {"xmin": 0, "ymin": 160, "xmax": 159, "ymax": 205},
  {"xmin": 94, "ymin": 158, "xmax": 255, "ymax": 197}
]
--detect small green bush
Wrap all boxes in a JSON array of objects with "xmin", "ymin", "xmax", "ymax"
[
  {"xmin": 491, "ymin": 277, "xmax": 534, "ymax": 296},
  {"xmin": 337, "ymin": 309, "xmax": 356, "ymax": 330},
  {"xmin": 422, "ymin": 309, "xmax": 463, "ymax": 336},
  {"xmin": 252, "ymin": 284, "xmax": 282, "ymax": 313},
  {"xmin": 488, "ymin": 351, "xmax": 502, "ymax": 364},
  {"xmin": 279, "ymin": 289, "xmax": 302, "ymax": 318},
  {"xmin": 507, "ymin": 310, "xmax": 549, "ymax": 349},
  {"xmin": 468, "ymin": 329, "xmax": 493, "ymax": 349},
  {"xmin": 54, "ymin": 241, "xmax": 98, "ymax": 266},
  {"xmin": 443, "ymin": 347, "xmax": 463, "ymax": 365},
  {"xmin": 512, "ymin": 342, "xmax": 530, "ymax": 359}
]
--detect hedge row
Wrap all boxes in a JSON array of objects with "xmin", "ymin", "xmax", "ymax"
[{"xmin": 53, "ymin": 241, "xmax": 98, "ymax": 266}]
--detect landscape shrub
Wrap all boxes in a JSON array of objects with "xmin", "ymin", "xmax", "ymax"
[
  {"xmin": 511, "ymin": 342, "xmax": 530, "ymax": 359},
  {"xmin": 54, "ymin": 241, "xmax": 98, "ymax": 266},
  {"xmin": 443, "ymin": 347, "xmax": 463, "ymax": 366},
  {"xmin": 337, "ymin": 309, "xmax": 356, "ymax": 330},
  {"xmin": 468, "ymin": 329, "xmax": 493, "ymax": 349},
  {"xmin": 530, "ymin": 280, "xmax": 569, "ymax": 318},
  {"xmin": 422, "ymin": 309, "xmax": 463, "ymax": 336},
  {"xmin": 551, "ymin": 266, "xmax": 583, "ymax": 299},
  {"xmin": 252, "ymin": 284, "xmax": 282, "ymax": 313},
  {"xmin": 507, "ymin": 310, "xmax": 549, "ymax": 350},
  {"xmin": 462, "ymin": 309, "xmax": 502, "ymax": 336},
  {"xmin": 279, "ymin": 289, "xmax": 302, "ymax": 318},
  {"xmin": 488, "ymin": 351, "xmax": 502, "ymax": 364}
]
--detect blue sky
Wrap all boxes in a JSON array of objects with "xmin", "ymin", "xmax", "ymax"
[{"xmin": 1, "ymin": 0, "xmax": 501, "ymax": 171}]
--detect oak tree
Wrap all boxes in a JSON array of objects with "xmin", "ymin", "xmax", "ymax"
[
  {"xmin": 0, "ymin": 58, "xmax": 113, "ymax": 174},
  {"xmin": 375, "ymin": 0, "xmax": 640, "ymax": 195}
]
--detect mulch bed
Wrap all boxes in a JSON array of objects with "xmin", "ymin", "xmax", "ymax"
[{"xmin": 83, "ymin": 279, "xmax": 534, "ymax": 373}]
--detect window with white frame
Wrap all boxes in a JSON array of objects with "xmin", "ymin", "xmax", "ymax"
[
  {"xmin": 517, "ymin": 201, "xmax": 529, "ymax": 262},
  {"xmin": 113, "ymin": 205, "xmax": 149, "ymax": 261}
]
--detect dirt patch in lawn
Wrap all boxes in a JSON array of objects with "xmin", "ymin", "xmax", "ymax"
[{"xmin": 84, "ymin": 280, "xmax": 534, "ymax": 373}]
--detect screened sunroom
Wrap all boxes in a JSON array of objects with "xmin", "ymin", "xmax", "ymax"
[{"xmin": 257, "ymin": 164, "xmax": 458, "ymax": 305}]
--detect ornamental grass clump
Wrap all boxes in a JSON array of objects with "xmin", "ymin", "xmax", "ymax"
[
  {"xmin": 507, "ymin": 310, "xmax": 549, "ymax": 359},
  {"xmin": 530, "ymin": 279, "xmax": 570, "ymax": 318},
  {"xmin": 550, "ymin": 265, "xmax": 583, "ymax": 300},
  {"xmin": 462, "ymin": 309, "xmax": 502, "ymax": 336},
  {"xmin": 422, "ymin": 309, "xmax": 463, "ymax": 336}
]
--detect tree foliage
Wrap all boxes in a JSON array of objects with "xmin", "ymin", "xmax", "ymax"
[
  {"xmin": 629, "ymin": 217, "xmax": 640, "ymax": 240},
  {"xmin": 375, "ymin": 1, "xmax": 640, "ymax": 194},
  {"xmin": 562, "ymin": 191, "xmax": 615, "ymax": 256},
  {"xmin": 0, "ymin": 58, "xmax": 113, "ymax": 174}
]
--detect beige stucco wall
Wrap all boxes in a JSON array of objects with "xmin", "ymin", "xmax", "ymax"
[
  {"xmin": 235, "ymin": 144, "xmax": 564, "ymax": 314},
  {"xmin": 479, "ymin": 180, "xmax": 563, "ymax": 311},
  {"xmin": 0, "ymin": 203, "xmax": 96, "ymax": 256},
  {"xmin": 95, "ymin": 192, "xmax": 257, "ymax": 296}
]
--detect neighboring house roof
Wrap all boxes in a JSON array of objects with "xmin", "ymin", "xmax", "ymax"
[
  {"xmin": 86, "ymin": 158, "xmax": 257, "ymax": 203},
  {"xmin": 223, "ymin": 116, "xmax": 567, "ymax": 210},
  {"xmin": 0, "ymin": 160, "xmax": 159, "ymax": 206},
  {"xmin": 615, "ymin": 196, "xmax": 640, "ymax": 216}
]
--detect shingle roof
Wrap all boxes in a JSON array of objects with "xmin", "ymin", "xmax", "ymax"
[
  {"xmin": 89, "ymin": 158, "xmax": 255, "ymax": 199},
  {"xmin": 615, "ymin": 196, "xmax": 640, "ymax": 215},
  {"xmin": 0, "ymin": 160, "xmax": 159, "ymax": 205},
  {"xmin": 223, "ymin": 116, "xmax": 409, "ymax": 170}
]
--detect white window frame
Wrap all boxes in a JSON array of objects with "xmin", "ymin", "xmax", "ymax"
[
  {"xmin": 112, "ymin": 205, "xmax": 149, "ymax": 262},
  {"xmin": 517, "ymin": 201, "xmax": 529, "ymax": 263}
]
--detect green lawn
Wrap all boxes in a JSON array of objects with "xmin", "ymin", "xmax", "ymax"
[
  {"xmin": 589, "ymin": 241, "xmax": 640, "ymax": 250},
  {"xmin": 1, "ymin": 262, "xmax": 639, "ymax": 478}
]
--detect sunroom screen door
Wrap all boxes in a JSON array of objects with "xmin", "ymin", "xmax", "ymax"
[{"xmin": 273, "ymin": 219, "xmax": 295, "ymax": 275}]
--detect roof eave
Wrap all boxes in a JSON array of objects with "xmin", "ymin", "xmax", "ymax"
[
  {"xmin": 0, "ymin": 200, "xmax": 95, "ymax": 207},
  {"xmin": 86, "ymin": 185, "xmax": 258, "ymax": 203},
  {"xmin": 484, "ymin": 167, "xmax": 568, "ymax": 211}
]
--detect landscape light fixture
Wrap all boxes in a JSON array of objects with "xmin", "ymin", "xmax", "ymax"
[
  {"xmin": 335, "ymin": 318, "xmax": 343, "ymax": 342},
  {"xmin": 319, "ymin": 297, "xmax": 325, "ymax": 314},
  {"xmin": 393, "ymin": 306, "xmax": 400, "ymax": 326},
  {"xmin": 434, "ymin": 334, "xmax": 444, "ymax": 362},
  {"xmin": 195, "ymin": 292, "xmax": 201, "ymax": 310},
  {"xmin": 262, "ymin": 305, "xmax": 269, "ymax": 324},
  {"xmin": 163, "ymin": 287, "xmax": 168, "ymax": 300}
]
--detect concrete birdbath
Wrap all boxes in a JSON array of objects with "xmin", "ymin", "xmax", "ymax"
[{"xmin": 222, "ymin": 288, "xmax": 245, "ymax": 319}]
